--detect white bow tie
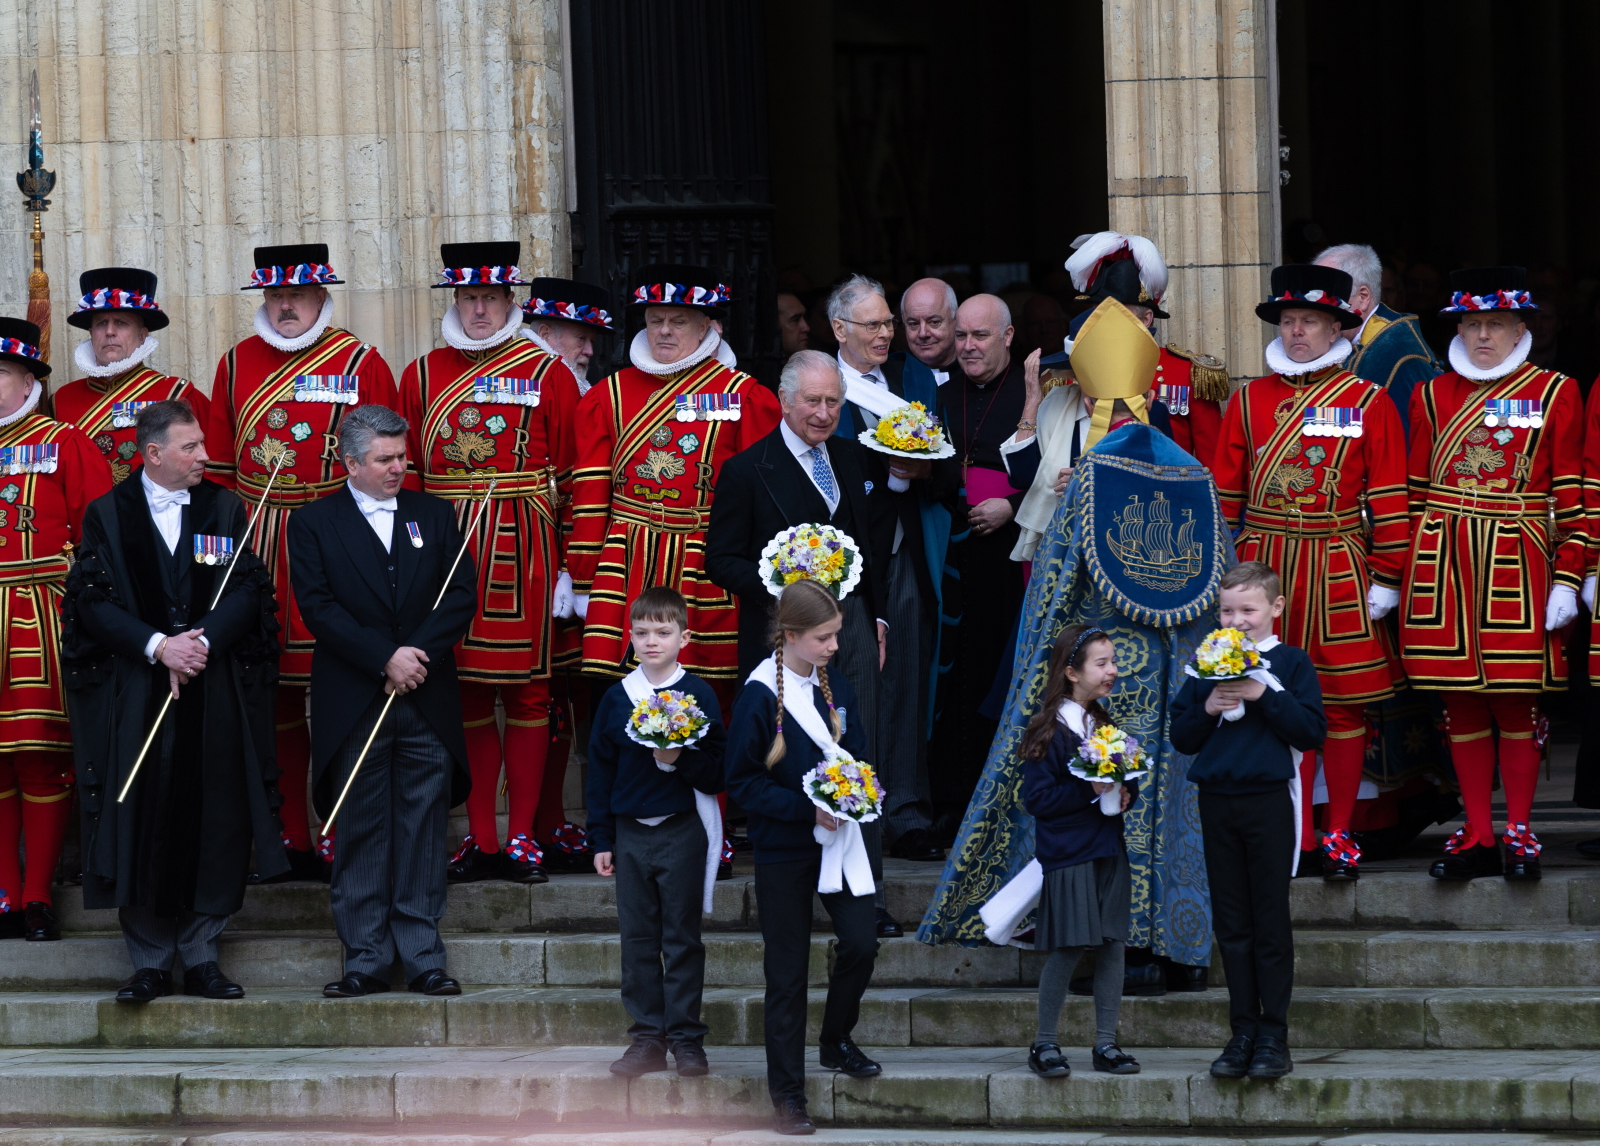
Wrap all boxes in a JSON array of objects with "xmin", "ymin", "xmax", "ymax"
[
  {"xmin": 361, "ymin": 498, "xmax": 397, "ymax": 515},
  {"xmin": 147, "ymin": 485, "xmax": 190, "ymax": 512}
]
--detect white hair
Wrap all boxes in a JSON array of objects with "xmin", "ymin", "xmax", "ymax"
[
  {"xmin": 826, "ymin": 274, "xmax": 886, "ymax": 325},
  {"xmin": 1315, "ymin": 243, "xmax": 1382, "ymax": 307},
  {"xmin": 900, "ymin": 278, "xmax": 958, "ymax": 320},
  {"xmin": 778, "ymin": 349, "xmax": 843, "ymax": 402}
]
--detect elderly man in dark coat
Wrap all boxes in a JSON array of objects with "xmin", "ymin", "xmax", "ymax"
[{"xmin": 62, "ymin": 399, "xmax": 283, "ymax": 1003}]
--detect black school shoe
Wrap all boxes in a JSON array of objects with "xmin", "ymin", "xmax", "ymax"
[
  {"xmin": 671, "ymin": 1041, "xmax": 709, "ymax": 1077},
  {"xmin": 1430, "ymin": 842, "xmax": 1503, "ymax": 881},
  {"xmin": 772, "ymin": 1096, "xmax": 816, "ymax": 1135},
  {"xmin": 609, "ymin": 1038, "xmax": 669, "ymax": 1077},
  {"xmin": 183, "ymin": 961, "xmax": 244, "ymax": 999},
  {"xmin": 1092, "ymin": 1043, "xmax": 1141, "ymax": 1074},
  {"xmin": 1209, "ymin": 1034, "xmax": 1254, "ymax": 1078},
  {"xmin": 1246, "ymin": 1035, "xmax": 1293, "ymax": 1078},
  {"xmin": 1028, "ymin": 1042, "xmax": 1070, "ymax": 1077}
]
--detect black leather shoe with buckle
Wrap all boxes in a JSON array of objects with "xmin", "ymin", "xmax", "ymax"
[
  {"xmin": 772, "ymin": 1096, "xmax": 816, "ymax": 1135},
  {"xmin": 609, "ymin": 1039, "xmax": 669, "ymax": 1077},
  {"xmin": 1210, "ymin": 1034, "xmax": 1255, "ymax": 1078},
  {"xmin": 183, "ymin": 961, "xmax": 244, "ymax": 999},
  {"xmin": 1093, "ymin": 1043, "xmax": 1141, "ymax": 1074},
  {"xmin": 1028, "ymin": 1042, "xmax": 1070, "ymax": 1077},
  {"xmin": 408, "ymin": 969, "xmax": 461, "ymax": 996},
  {"xmin": 116, "ymin": 967, "xmax": 173, "ymax": 1004},
  {"xmin": 446, "ymin": 840, "xmax": 504, "ymax": 883},
  {"xmin": 322, "ymin": 971, "xmax": 392, "ymax": 998},
  {"xmin": 1430, "ymin": 842, "xmax": 1502, "ymax": 881},
  {"xmin": 819, "ymin": 1035, "xmax": 881, "ymax": 1077}
]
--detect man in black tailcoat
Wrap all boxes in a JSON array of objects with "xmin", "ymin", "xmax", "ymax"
[
  {"xmin": 62, "ymin": 399, "xmax": 283, "ymax": 1003},
  {"xmin": 287, "ymin": 404, "xmax": 477, "ymax": 998}
]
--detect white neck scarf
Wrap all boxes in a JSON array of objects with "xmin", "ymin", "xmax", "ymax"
[
  {"xmin": 1448, "ymin": 330, "xmax": 1533, "ymax": 381},
  {"xmin": 254, "ymin": 294, "xmax": 335, "ymax": 353},
  {"xmin": 0, "ymin": 380, "xmax": 43, "ymax": 427},
  {"xmin": 1265, "ymin": 336, "xmax": 1353, "ymax": 377},
  {"xmin": 629, "ymin": 327, "xmax": 737, "ymax": 376},
  {"xmin": 442, "ymin": 303, "xmax": 523, "ymax": 353},
  {"xmin": 840, "ymin": 359, "xmax": 901, "ymax": 422},
  {"xmin": 620, "ymin": 664, "xmax": 722, "ymax": 913},
  {"xmin": 74, "ymin": 334, "xmax": 160, "ymax": 380}
]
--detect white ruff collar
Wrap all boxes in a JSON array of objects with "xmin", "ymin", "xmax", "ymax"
[
  {"xmin": 0, "ymin": 380, "xmax": 43, "ymax": 427},
  {"xmin": 74, "ymin": 334, "xmax": 160, "ymax": 379},
  {"xmin": 629, "ymin": 327, "xmax": 737, "ymax": 376},
  {"xmin": 1265, "ymin": 336, "xmax": 1353, "ymax": 377},
  {"xmin": 442, "ymin": 304, "xmax": 523, "ymax": 353},
  {"xmin": 254, "ymin": 294, "xmax": 335, "ymax": 353},
  {"xmin": 1448, "ymin": 330, "xmax": 1533, "ymax": 382}
]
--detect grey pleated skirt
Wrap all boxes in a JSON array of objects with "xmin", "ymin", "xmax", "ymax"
[{"xmin": 1033, "ymin": 849, "xmax": 1132, "ymax": 951}]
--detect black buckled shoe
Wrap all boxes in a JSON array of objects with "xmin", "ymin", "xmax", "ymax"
[
  {"xmin": 446, "ymin": 837, "xmax": 504, "ymax": 883},
  {"xmin": 1321, "ymin": 829, "xmax": 1360, "ymax": 881},
  {"xmin": 1209, "ymin": 1034, "xmax": 1255, "ymax": 1078},
  {"xmin": 875, "ymin": 908, "xmax": 903, "ymax": 939},
  {"xmin": 671, "ymin": 1041, "xmax": 709, "ymax": 1077},
  {"xmin": 1246, "ymin": 1035, "xmax": 1293, "ymax": 1078},
  {"xmin": 772, "ymin": 1096, "xmax": 816, "ymax": 1135},
  {"xmin": 183, "ymin": 961, "xmax": 244, "ymax": 999},
  {"xmin": 22, "ymin": 901, "xmax": 59, "ymax": 942},
  {"xmin": 408, "ymin": 969, "xmax": 461, "ymax": 996},
  {"xmin": 1430, "ymin": 842, "xmax": 1503, "ymax": 881},
  {"xmin": 609, "ymin": 1038, "xmax": 669, "ymax": 1077},
  {"xmin": 1028, "ymin": 1042, "xmax": 1070, "ymax": 1077},
  {"xmin": 1165, "ymin": 962, "xmax": 1208, "ymax": 992},
  {"xmin": 819, "ymin": 1035, "xmax": 881, "ymax": 1077},
  {"xmin": 502, "ymin": 834, "xmax": 549, "ymax": 885},
  {"xmin": 1504, "ymin": 852, "xmax": 1542, "ymax": 881},
  {"xmin": 116, "ymin": 967, "xmax": 173, "ymax": 1004},
  {"xmin": 888, "ymin": 828, "xmax": 945, "ymax": 862},
  {"xmin": 322, "ymin": 971, "xmax": 392, "ymax": 998},
  {"xmin": 1092, "ymin": 1043, "xmax": 1141, "ymax": 1074}
]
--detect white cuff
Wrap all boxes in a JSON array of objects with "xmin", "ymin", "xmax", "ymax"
[{"xmin": 144, "ymin": 631, "xmax": 164, "ymax": 664}]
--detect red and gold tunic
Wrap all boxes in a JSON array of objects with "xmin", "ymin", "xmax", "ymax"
[
  {"xmin": 0, "ymin": 412, "xmax": 112, "ymax": 750},
  {"xmin": 1214, "ymin": 367, "xmax": 1409, "ymax": 703},
  {"xmin": 54, "ymin": 367, "xmax": 210, "ymax": 484},
  {"xmin": 1155, "ymin": 345, "xmax": 1227, "ymax": 472},
  {"xmin": 1403, "ymin": 364, "xmax": 1586, "ymax": 691},
  {"xmin": 205, "ymin": 329, "xmax": 398, "ymax": 683},
  {"xmin": 1584, "ymin": 381, "xmax": 1600, "ymax": 681},
  {"xmin": 569, "ymin": 360, "xmax": 781, "ymax": 679},
  {"xmin": 399, "ymin": 336, "xmax": 580, "ymax": 684}
]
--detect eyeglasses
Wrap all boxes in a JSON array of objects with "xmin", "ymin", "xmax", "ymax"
[{"xmin": 837, "ymin": 317, "xmax": 899, "ymax": 335}]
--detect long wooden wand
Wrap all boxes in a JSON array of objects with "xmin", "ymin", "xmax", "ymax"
[
  {"xmin": 320, "ymin": 479, "xmax": 496, "ymax": 836},
  {"xmin": 116, "ymin": 453, "xmax": 287, "ymax": 804}
]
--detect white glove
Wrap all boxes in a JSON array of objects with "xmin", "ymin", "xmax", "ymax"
[
  {"xmin": 573, "ymin": 592, "xmax": 590, "ymax": 620},
  {"xmin": 1584, "ymin": 574, "xmax": 1596, "ymax": 613},
  {"xmin": 887, "ymin": 473, "xmax": 911, "ymax": 493},
  {"xmin": 551, "ymin": 571, "xmax": 576, "ymax": 620},
  {"xmin": 1366, "ymin": 583, "xmax": 1400, "ymax": 621},
  {"xmin": 1545, "ymin": 583, "xmax": 1579, "ymax": 632}
]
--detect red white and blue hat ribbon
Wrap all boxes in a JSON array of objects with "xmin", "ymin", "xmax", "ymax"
[
  {"xmin": 436, "ymin": 265, "xmax": 528, "ymax": 287},
  {"xmin": 248, "ymin": 263, "xmax": 340, "ymax": 288},
  {"xmin": 73, "ymin": 288, "xmax": 160, "ymax": 315},
  {"xmin": 1267, "ymin": 287, "xmax": 1358, "ymax": 317},
  {"xmin": 523, "ymin": 297, "xmax": 614, "ymax": 329},
  {"xmin": 0, "ymin": 336, "xmax": 41, "ymax": 361},
  {"xmin": 632, "ymin": 282, "xmax": 731, "ymax": 308},
  {"xmin": 1445, "ymin": 288, "xmax": 1535, "ymax": 313}
]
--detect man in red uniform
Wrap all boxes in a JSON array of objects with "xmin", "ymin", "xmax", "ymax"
[
  {"xmin": 1065, "ymin": 231, "xmax": 1228, "ymax": 469},
  {"xmin": 1402, "ymin": 267, "xmax": 1585, "ymax": 882},
  {"xmin": 569, "ymin": 264, "xmax": 781, "ymax": 701},
  {"xmin": 206, "ymin": 244, "xmax": 398, "ymax": 882},
  {"xmin": 1214, "ymin": 264, "xmax": 1409, "ymax": 881},
  {"xmin": 0, "ymin": 317, "xmax": 113, "ymax": 939},
  {"xmin": 54, "ymin": 268, "xmax": 209, "ymax": 483},
  {"xmin": 396, "ymin": 242, "xmax": 581, "ymax": 883}
]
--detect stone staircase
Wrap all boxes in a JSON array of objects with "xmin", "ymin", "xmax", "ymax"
[{"xmin": 2, "ymin": 854, "xmax": 1600, "ymax": 1143}]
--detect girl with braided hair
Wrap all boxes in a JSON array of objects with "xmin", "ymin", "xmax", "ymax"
[{"xmin": 724, "ymin": 579, "xmax": 880, "ymax": 1134}]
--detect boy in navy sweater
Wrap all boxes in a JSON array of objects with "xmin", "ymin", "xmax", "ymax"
[
  {"xmin": 587, "ymin": 587, "xmax": 727, "ymax": 1080},
  {"xmin": 1172, "ymin": 561, "xmax": 1325, "ymax": 1081}
]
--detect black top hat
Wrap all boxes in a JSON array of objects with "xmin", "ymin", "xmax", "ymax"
[
  {"xmin": 432, "ymin": 241, "xmax": 529, "ymax": 289},
  {"xmin": 628, "ymin": 263, "xmax": 731, "ymax": 316},
  {"xmin": 1441, "ymin": 266, "xmax": 1538, "ymax": 315},
  {"xmin": 0, "ymin": 317, "xmax": 50, "ymax": 378},
  {"xmin": 241, "ymin": 243, "xmax": 344, "ymax": 290},
  {"xmin": 523, "ymin": 277, "xmax": 616, "ymax": 330},
  {"xmin": 1255, "ymin": 264, "xmax": 1362, "ymax": 329},
  {"xmin": 1087, "ymin": 258, "xmax": 1170, "ymax": 320},
  {"xmin": 68, "ymin": 267, "xmax": 169, "ymax": 332}
]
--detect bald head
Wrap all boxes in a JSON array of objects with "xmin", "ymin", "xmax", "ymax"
[
  {"xmin": 901, "ymin": 278, "xmax": 959, "ymax": 368},
  {"xmin": 954, "ymin": 294, "xmax": 1014, "ymax": 385}
]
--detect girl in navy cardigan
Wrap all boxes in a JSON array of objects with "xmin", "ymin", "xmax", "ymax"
[{"xmin": 1017, "ymin": 623, "xmax": 1140, "ymax": 1080}]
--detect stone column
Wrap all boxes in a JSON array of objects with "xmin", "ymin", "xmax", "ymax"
[
  {"xmin": 0, "ymin": 0, "xmax": 569, "ymax": 390},
  {"xmin": 1102, "ymin": 0, "xmax": 1281, "ymax": 384}
]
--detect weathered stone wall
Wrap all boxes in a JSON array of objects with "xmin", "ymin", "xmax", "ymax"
[{"xmin": 0, "ymin": 0, "xmax": 569, "ymax": 391}]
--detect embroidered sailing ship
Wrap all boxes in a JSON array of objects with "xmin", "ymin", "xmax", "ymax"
[{"xmin": 1106, "ymin": 491, "xmax": 1202, "ymax": 591}]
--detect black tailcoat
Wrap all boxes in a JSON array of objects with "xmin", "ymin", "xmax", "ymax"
[
  {"xmin": 62, "ymin": 477, "xmax": 285, "ymax": 914},
  {"xmin": 286, "ymin": 484, "xmax": 477, "ymax": 817}
]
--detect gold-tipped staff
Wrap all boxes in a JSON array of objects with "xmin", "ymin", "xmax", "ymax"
[
  {"xmin": 320, "ymin": 479, "xmax": 496, "ymax": 836},
  {"xmin": 116, "ymin": 452, "xmax": 288, "ymax": 803}
]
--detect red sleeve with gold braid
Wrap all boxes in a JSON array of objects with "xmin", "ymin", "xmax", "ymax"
[
  {"xmin": 1212, "ymin": 381, "xmax": 1252, "ymax": 528},
  {"xmin": 567, "ymin": 377, "xmax": 619, "ymax": 590},
  {"xmin": 1548, "ymin": 375, "xmax": 1589, "ymax": 588},
  {"xmin": 542, "ymin": 356, "xmax": 583, "ymax": 565},
  {"xmin": 1404, "ymin": 379, "xmax": 1439, "ymax": 525},
  {"xmin": 1359, "ymin": 386, "xmax": 1410, "ymax": 589},
  {"xmin": 205, "ymin": 349, "xmax": 239, "ymax": 488},
  {"xmin": 1584, "ymin": 381, "xmax": 1600, "ymax": 578}
]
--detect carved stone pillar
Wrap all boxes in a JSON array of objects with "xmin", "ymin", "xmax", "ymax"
[{"xmin": 1103, "ymin": 0, "xmax": 1281, "ymax": 383}]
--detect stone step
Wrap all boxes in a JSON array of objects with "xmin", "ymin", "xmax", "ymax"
[
  {"xmin": 0, "ymin": 1046, "xmax": 1596, "ymax": 1131},
  {"xmin": 10, "ymin": 928, "xmax": 1600, "ymax": 993},
  {"xmin": 49, "ymin": 865, "xmax": 1600, "ymax": 935},
  {"xmin": 2, "ymin": 985, "xmax": 1599, "ymax": 1050}
]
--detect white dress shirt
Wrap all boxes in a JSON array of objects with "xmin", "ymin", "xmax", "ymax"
[
  {"xmin": 349, "ymin": 479, "xmax": 397, "ymax": 552},
  {"xmin": 779, "ymin": 419, "xmax": 839, "ymax": 515}
]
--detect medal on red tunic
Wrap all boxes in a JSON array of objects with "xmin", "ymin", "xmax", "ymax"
[
  {"xmin": 1302, "ymin": 406, "xmax": 1364, "ymax": 438},
  {"xmin": 110, "ymin": 401, "xmax": 156, "ymax": 429},
  {"xmin": 292, "ymin": 374, "xmax": 360, "ymax": 403},
  {"xmin": 1483, "ymin": 398, "xmax": 1543, "ymax": 429},
  {"xmin": 674, "ymin": 393, "xmax": 742, "ymax": 422},
  {"xmin": 1157, "ymin": 383, "xmax": 1190, "ymax": 416}
]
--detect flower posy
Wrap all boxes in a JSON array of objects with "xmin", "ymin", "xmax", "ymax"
[
  {"xmin": 1193, "ymin": 627, "xmax": 1263, "ymax": 680},
  {"xmin": 1070, "ymin": 722, "xmax": 1150, "ymax": 785},
  {"xmin": 625, "ymin": 689, "xmax": 712, "ymax": 750},
  {"xmin": 869, "ymin": 402, "xmax": 949, "ymax": 457},
  {"xmin": 803, "ymin": 755, "xmax": 884, "ymax": 823},
  {"xmin": 758, "ymin": 523, "xmax": 863, "ymax": 599}
]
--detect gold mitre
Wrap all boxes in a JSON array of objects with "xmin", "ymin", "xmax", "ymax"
[{"xmin": 1069, "ymin": 297, "xmax": 1160, "ymax": 447}]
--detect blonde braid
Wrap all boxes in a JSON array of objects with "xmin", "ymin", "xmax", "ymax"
[
  {"xmin": 817, "ymin": 665, "xmax": 843, "ymax": 741},
  {"xmin": 764, "ymin": 643, "xmax": 787, "ymax": 768}
]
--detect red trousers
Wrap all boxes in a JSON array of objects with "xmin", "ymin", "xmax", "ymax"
[
  {"xmin": 275, "ymin": 686, "xmax": 313, "ymax": 851},
  {"xmin": 0, "ymin": 750, "xmax": 74, "ymax": 908},
  {"xmin": 1444, "ymin": 692, "xmax": 1539, "ymax": 848},
  {"xmin": 461, "ymin": 681, "xmax": 551, "ymax": 852}
]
